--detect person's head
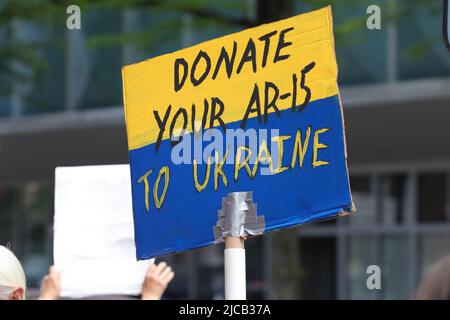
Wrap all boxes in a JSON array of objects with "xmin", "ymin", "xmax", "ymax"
[
  {"xmin": 417, "ymin": 254, "xmax": 450, "ymax": 300},
  {"xmin": 0, "ymin": 245, "xmax": 26, "ymax": 300}
]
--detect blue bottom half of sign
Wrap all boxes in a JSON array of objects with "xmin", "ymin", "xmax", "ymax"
[{"xmin": 129, "ymin": 94, "xmax": 354, "ymax": 260}]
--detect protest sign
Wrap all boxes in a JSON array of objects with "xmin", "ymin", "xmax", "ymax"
[
  {"xmin": 54, "ymin": 165, "xmax": 152, "ymax": 298},
  {"xmin": 122, "ymin": 6, "xmax": 354, "ymax": 260}
]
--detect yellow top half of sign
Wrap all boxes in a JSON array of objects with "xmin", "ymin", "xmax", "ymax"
[{"xmin": 122, "ymin": 6, "xmax": 339, "ymax": 151}]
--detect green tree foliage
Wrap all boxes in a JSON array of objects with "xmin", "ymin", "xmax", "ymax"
[{"xmin": 0, "ymin": 0, "xmax": 441, "ymax": 96}]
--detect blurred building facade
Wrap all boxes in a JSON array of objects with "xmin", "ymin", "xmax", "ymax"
[{"xmin": 0, "ymin": 1, "xmax": 449, "ymax": 299}]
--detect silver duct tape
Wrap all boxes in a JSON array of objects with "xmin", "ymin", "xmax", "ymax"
[{"xmin": 213, "ymin": 191, "xmax": 265, "ymax": 244}]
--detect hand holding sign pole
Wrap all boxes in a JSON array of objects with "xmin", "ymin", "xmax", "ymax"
[{"xmin": 121, "ymin": 6, "xmax": 354, "ymax": 295}]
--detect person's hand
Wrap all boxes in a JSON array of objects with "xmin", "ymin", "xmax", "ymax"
[
  {"xmin": 141, "ymin": 262, "xmax": 175, "ymax": 300},
  {"xmin": 38, "ymin": 266, "xmax": 61, "ymax": 300}
]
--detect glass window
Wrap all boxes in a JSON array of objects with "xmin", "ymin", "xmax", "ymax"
[
  {"xmin": 418, "ymin": 172, "xmax": 448, "ymax": 223},
  {"xmin": 163, "ymin": 251, "xmax": 191, "ymax": 299},
  {"xmin": 382, "ymin": 236, "xmax": 409, "ymax": 299},
  {"xmin": 24, "ymin": 24, "xmax": 66, "ymax": 115},
  {"xmin": 397, "ymin": 1, "xmax": 450, "ymax": 81},
  {"xmin": 298, "ymin": 237, "xmax": 336, "ymax": 299},
  {"xmin": 123, "ymin": 8, "xmax": 183, "ymax": 64},
  {"xmin": 246, "ymin": 237, "xmax": 265, "ymax": 299},
  {"xmin": 0, "ymin": 96, "xmax": 10, "ymax": 118},
  {"xmin": 0, "ymin": 186, "xmax": 13, "ymax": 245},
  {"xmin": 77, "ymin": 9, "xmax": 124, "ymax": 110},
  {"xmin": 348, "ymin": 175, "xmax": 376, "ymax": 226},
  {"xmin": 196, "ymin": 246, "xmax": 225, "ymax": 299},
  {"xmin": 20, "ymin": 182, "xmax": 53, "ymax": 288},
  {"xmin": 1, "ymin": 186, "xmax": 24, "ymax": 258},
  {"xmin": 380, "ymin": 174, "xmax": 407, "ymax": 225},
  {"xmin": 296, "ymin": 0, "xmax": 388, "ymax": 85},
  {"xmin": 0, "ymin": 23, "xmax": 11, "ymax": 117},
  {"xmin": 189, "ymin": 16, "xmax": 242, "ymax": 46},
  {"xmin": 346, "ymin": 235, "xmax": 410, "ymax": 300},
  {"xmin": 347, "ymin": 235, "xmax": 378, "ymax": 299},
  {"xmin": 0, "ymin": 182, "xmax": 52, "ymax": 289},
  {"xmin": 0, "ymin": 25, "xmax": 11, "ymax": 117}
]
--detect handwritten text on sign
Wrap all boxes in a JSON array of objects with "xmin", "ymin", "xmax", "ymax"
[{"xmin": 122, "ymin": 6, "xmax": 354, "ymax": 259}]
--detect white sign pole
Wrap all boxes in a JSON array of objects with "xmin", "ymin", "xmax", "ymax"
[{"xmin": 224, "ymin": 237, "xmax": 246, "ymax": 300}]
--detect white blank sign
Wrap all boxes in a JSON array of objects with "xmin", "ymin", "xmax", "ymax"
[{"xmin": 54, "ymin": 164, "xmax": 152, "ymax": 298}]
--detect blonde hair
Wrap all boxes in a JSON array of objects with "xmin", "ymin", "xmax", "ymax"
[{"xmin": 0, "ymin": 245, "xmax": 26, "ymax": 299}]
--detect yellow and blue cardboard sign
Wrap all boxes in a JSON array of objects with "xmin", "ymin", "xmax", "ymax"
[{"xmin": 122, "ymin": 6, "xmax": 354, "ymax": 260}]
